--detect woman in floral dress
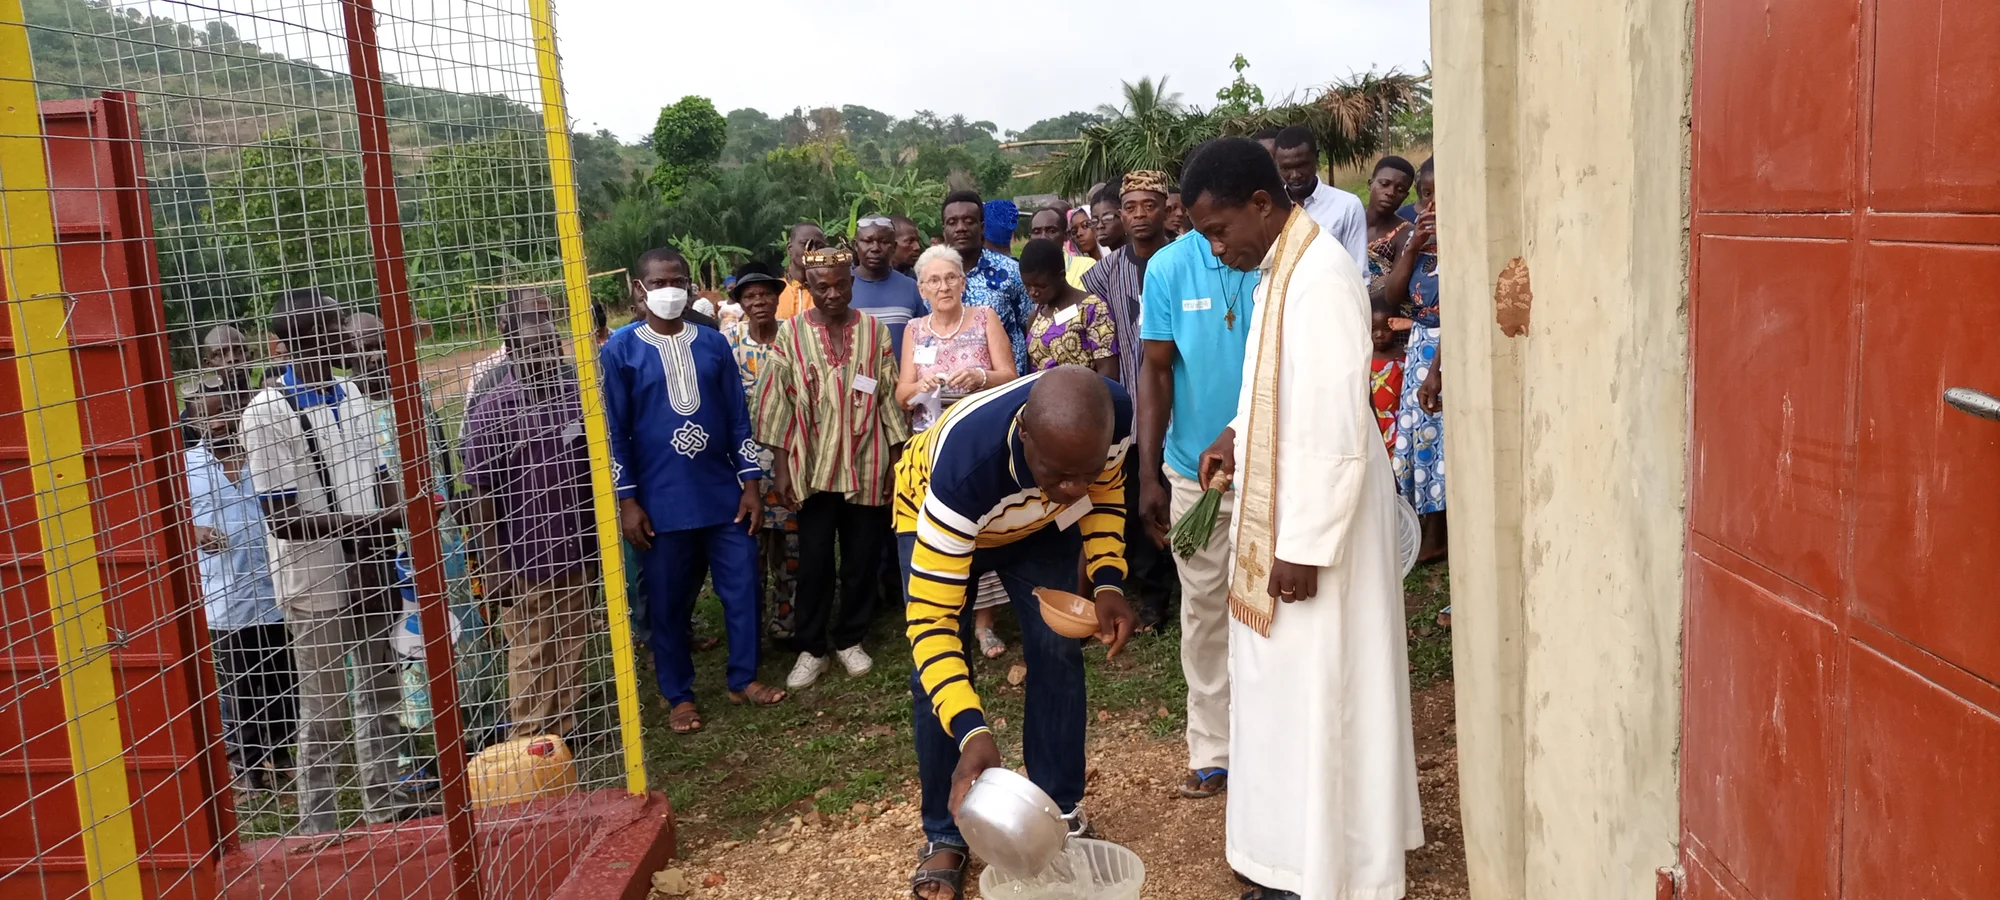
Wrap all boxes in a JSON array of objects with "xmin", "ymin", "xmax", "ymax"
[
  {"xmin": 722, "ymin": 264, "xmax": 802, "ymax": 644},
  {"xmin": 1018, "ymin": 239, "xmax": 1119, "ymax": 378}
]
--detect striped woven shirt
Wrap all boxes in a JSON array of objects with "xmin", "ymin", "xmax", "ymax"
[
  {"xmin": 752, "ymin": 310, "xmax": 912, "ymax": 506},
  {"xmin": 894, "ymin": 371, "xmax": 1132, "ymax": 742},
  {"xmin": 1080, "ymin": 244, "xmax": 1148, "ymax": 387}
]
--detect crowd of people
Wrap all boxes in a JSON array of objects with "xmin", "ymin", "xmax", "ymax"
[{"xmin": 180, "ymin": 124, "xmax": 1445, "ymax": 898}]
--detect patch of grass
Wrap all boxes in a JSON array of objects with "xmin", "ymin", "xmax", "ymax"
[
  {"xmin": 639, "ymin": 592, "xmax": 1192, "ymax": 838},
  {"xmin": 1405, "ymin": 563, "xmax": 1454, "ymax": 689},
  {"xmin": 646, "ymin": 563, "xmax": 1451, "ymax": 838}
]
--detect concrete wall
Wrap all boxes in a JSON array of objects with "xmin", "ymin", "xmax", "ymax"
[{"xmin": 1430, "ymin": 0, "xmax": 1691, "ymax": 897}]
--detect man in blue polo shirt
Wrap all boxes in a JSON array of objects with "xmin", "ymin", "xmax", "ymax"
[{"xmin": 1135, "ymin": 227, "xmax": 1260, "ymax": 801}]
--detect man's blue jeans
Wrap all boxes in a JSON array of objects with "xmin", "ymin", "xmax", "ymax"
[{"xmin": 899, "ymin": 527, "xmax": 1088, "ymax": 847}]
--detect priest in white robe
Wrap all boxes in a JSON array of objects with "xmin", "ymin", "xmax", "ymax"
[{"xmin": 1182, "ymin": 137, "xmax": 1423, "ymax": 900}]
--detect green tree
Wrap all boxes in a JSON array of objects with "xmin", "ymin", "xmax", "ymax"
[
  {"xmin": 571, "ymin": 128, "xmax": 631, "ymax": 219},
  {"xmin": 403, "ymin": 136, "xmax": 560, "ymax": 333},
  {"xmin": 840, "ymin": 105, "xmax": 895, "ymax": 143},
  {"xmin": 722, "ymin": 107, "xmax": 781, "ymax": 164},
  {"xmin": 204, "ymin": 131, "xmax": 374, "ymax": 314},
  {"xmin": 650, "ymin": 95, "xmax": 728, "ymax": 199},
  {"xmin": 1044, "ymin": 76, "xmax": 1214, "ymax": 196},
  {"xmin": 1214, "ymin": 54, "xmax": 1266, "ymax": 116}
]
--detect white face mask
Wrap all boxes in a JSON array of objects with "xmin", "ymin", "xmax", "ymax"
[{"xmin": 645, "ymin": 286, "xmax": 688, "ymax": 320}]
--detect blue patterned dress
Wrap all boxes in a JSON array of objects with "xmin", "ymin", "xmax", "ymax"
[
  {"xmin": 1394, "ymin": 250, "xmax": 1446, "ymax": 514},
  {"xmin": 961, "ymin": 249, "xmax": 1034, "ymax": 373}
]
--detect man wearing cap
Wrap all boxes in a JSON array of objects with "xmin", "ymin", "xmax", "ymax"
[
  {"xmin": 851, "ymin": 216, "xmax": 928, "ymax": 359},
  {"xmin": 754, "ymin": 246, "xmax": 911, "ymax": 690},
  {"xmin": 1083, "ymin": 170, "xmax": 1180, "ymax": 632},
  {"xmin": 1083, "ymin": 171, "xmax": 1172, "ymax": 388}
]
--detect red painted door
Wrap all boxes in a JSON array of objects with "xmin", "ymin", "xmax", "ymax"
[
  {"xmin": 0, "ymin": 95, "xmax": 224, "ymax": 900},
  {"xmin": 1684, "ymin": 1, "xmax": 2000, "ymax": 898}
]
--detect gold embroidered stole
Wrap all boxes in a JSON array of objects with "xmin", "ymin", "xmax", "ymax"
[{"xmin": 1228, "ymin": 208, "xmax": 1319, "ymax": 637}]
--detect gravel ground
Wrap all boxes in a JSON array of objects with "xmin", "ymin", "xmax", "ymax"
[{"xmin": 648, "ymin": 681, "xmax": 1466, "ymax": 900}]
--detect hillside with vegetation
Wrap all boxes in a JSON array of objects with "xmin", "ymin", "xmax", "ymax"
[{"xmin": 21, "ymin": 0, "xmax": 1428, "ymax": 350}]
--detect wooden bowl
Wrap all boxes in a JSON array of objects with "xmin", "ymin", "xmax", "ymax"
[{"xmin": 1035, "ymin": 588, "xmax": 1100, "ymax": 639}]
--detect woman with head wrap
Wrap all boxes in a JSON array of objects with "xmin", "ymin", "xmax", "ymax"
[{"xmin": 982, "ymin": 198, "xmax": 1019, "ymax": 256}]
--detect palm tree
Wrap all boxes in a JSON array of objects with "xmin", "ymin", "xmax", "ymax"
[
  {"xmin": 1042, "ymin": 69, "xmax": 1427, "ymax": 197},
  {"xmin": 1214, "ymin": 69, "xmax": 1429, "ymax": 168},
  {"xmin": 1094, "ymin": 76, "xmax": 1184, "ymax": 120},
  {"xmin": 1043, "ymin": 76, "xmax": 1212, "ymax": 196}
]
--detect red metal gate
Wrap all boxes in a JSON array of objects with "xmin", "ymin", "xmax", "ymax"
[
  {"xmin": 1, "ymin": 94, "xmax": 224, "ymax": 900},
  {"xmin": 1684, "ymin": 0, "xmax": 2000, "ymax": 896}
]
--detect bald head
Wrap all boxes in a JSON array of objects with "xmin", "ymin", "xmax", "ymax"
[{"xmin": 1020, "ymin": 367, "xmax": 1115, "ymax": 503}]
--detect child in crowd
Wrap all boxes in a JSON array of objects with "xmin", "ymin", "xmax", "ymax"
[
  {"xmin": 187, "ymin": 376, "xmax": 296, "ymax": 793},
  {"xmin": 1370, "ymin": 298, "xmax": 1405, "ymax": 457}
]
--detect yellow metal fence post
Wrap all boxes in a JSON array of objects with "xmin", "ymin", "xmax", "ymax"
[
  {"xmin": 528, "ymin": 0, "xmax": 649, "ymax": 796},
  {"xmin": 0, "ymin": 2, "xmax": 145, "ymax": 897}
]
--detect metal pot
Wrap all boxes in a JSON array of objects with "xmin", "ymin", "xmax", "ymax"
[{"xmin": 955, "ymin": 768, "xmax": 1069, "ymax": 877}]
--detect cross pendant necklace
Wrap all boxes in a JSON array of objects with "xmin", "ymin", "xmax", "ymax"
[{"xmin": 1222, "ymin": 269, "xmax": 1249, "ymax": 330}]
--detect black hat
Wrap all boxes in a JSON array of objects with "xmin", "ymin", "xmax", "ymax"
[
  {"xmin": 729, "ymin": 271, "xmax": 785, "ymax": 300},
  {"xmin": 728, "ymin": 260, "xmax": 785, "ymax": 300}
]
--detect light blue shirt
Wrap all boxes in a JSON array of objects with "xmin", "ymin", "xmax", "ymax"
[
  {"xmin": 186, "ymin": 444, "xmax": 282, "ymax": 629},
  {"xmin": 1138, "ymin": 230, "xmax": 1261, "ymax": 481}
]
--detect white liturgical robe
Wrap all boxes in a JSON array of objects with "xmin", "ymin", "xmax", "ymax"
[{"xmin": 1224, "ymin": 208, "xmax": 1423, "ymax": 899}]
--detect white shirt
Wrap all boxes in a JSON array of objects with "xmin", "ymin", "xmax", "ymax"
[
  {"xmin": 1299, "ymin": 180, "xmax": 1370, "ymax": 276},
  {"xmin": 240, "ymin": 374, "xmax": 384, "ymax": 614}
]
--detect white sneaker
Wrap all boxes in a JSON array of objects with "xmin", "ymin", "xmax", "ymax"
[
  {"xmin": 834, "ymin": 645, "xmax": 874, "ymax": 678},
  {"xmin": 786, "ymin": 652, "xmax": 829, "ymax": 689}
]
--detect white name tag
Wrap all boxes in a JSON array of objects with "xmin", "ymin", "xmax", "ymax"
[
  {"xmin": 912, "ymin": 345, "xmax": 938, "ymax": 366},
  {"xmin": 852, "ymin": 374, "xmax": 878, "ymax": 395},
  {"xmin": 1054, "ymin": 496, "xmax": 1093, "ymax": 529},
  {"xmin": 1055, "ymin": 304, "xmax": 1081, "ymax": 324},
  {"xmin": 1183, "ymin": 297, "xmax": 1212, "ymax": 311}
]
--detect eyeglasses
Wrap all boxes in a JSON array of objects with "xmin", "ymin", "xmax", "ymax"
[
  {"xmin": 857, "ymin": 216, "xmax": 893, "ymax": 229},
  {"xmin": 920, "ymin": 273, "xmax": 966, "ymax": 287}
]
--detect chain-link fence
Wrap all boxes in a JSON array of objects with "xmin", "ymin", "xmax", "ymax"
[{"xmin": 1, "ymin": 2, "xmax": 653, "ymax": 898}]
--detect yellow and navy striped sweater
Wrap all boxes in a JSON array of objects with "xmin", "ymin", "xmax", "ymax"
[{"xmin": 895, "ymin": 371, "xmax": 1132, "ymax": 744}]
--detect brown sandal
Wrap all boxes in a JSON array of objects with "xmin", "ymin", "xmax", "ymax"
[
  {"xmin": 669, "ymin": 702, "xmax": 703, "ymax": 734},
  {"xmin": 728, "ymin": 682, "xmax": 787, "ymax": 706}
]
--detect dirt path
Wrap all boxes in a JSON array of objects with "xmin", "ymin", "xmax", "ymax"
[
  {"xmin": 418, "ymin": 345, "xmax": 498, "ymax": 400},
  {"xmin": 649, "ymin": 681, "xmax": 1465, "ymax": 900}
]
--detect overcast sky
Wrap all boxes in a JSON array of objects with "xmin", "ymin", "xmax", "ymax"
[{"xmin": 552, "ymin": 0, "xmax": 1432, "ymax": 142}]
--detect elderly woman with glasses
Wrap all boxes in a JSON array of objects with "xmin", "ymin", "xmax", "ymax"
[{"xmin": 895, "ymin": 244, "xmax": 1020, "ymax": 661}]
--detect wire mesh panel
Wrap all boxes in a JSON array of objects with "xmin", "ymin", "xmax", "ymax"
[{"xmin": 2, "ymin": 2, "xmax": 646, "ymax": 899}]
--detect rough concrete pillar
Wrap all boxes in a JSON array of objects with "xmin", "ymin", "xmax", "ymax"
[
  {"xmin": 1432, "ymin": 1, "xmax": 1529, "ymax": 898},
  {"xmin": 1431, "ymin": 0, "xmax": 1691, "ymax": 897}
]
